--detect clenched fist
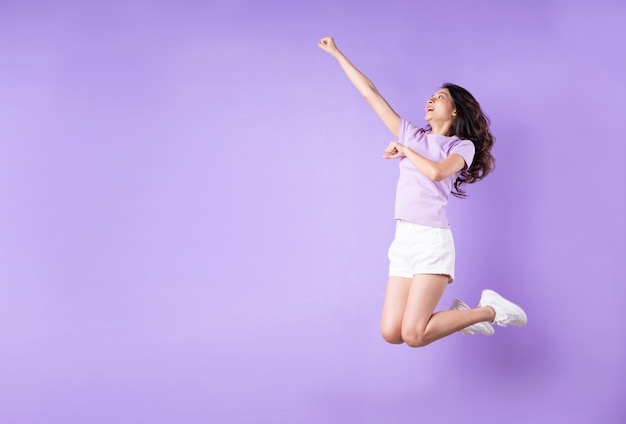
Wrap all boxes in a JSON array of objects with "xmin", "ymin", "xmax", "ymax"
[
  {"xmin": 383, "ymin": 141, "xmax": 406, "ymax": 159},
  {"xmin": 318, "ymin": 36, "xmax": 339, "ymax": 56}
]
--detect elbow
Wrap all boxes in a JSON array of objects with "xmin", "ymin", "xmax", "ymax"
[
  {"xmin": 362, "ymin": 84, "xmax": 379, "ymax": 99},
  {"xmin": 430, "ymin": 169, "xmax": 446, "ymax": 182}
]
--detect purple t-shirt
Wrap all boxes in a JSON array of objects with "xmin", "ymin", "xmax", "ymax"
[{"xmin": 395, "ymin": 118, "xmax": 475, "ymax": 228}]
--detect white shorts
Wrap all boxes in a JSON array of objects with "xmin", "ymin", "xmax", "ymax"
[{"xmin": 388, "ymin": 220, "xmax": 456, "ymax": 282}]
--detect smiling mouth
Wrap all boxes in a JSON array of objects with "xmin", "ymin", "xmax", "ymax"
[{"xmin": 426, "ymin": 107, "xmax": 435, "ymax": 112}]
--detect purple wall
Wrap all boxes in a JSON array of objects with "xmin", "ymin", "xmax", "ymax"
[{"xmin": 1, "ymin": 0, "xmax": 624, "ymax": 423}]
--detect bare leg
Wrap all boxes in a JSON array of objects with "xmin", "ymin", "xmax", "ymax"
[
  {"xmin": 380, "ymin": 276, "xmax": 412, "ymax": 344},
  {"xmin": 400, "ymin": 274, "xmax": 495, "ymax": 347}
]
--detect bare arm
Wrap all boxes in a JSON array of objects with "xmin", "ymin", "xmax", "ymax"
[
  {"xmin": 318, "ymin": 36, "xmax": 400, "ymax": 138},
  {"xmin": 383, "ymin": 141, "xmax": 466, "ymax": 181}
]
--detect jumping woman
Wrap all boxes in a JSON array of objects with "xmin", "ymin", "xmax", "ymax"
[{"xmin": 318, "ymin": 36, "xmax": 527, "ymax": 348}]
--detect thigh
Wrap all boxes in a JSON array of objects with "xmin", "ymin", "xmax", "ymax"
[
  {"xmin": 402, "ymin": 274, "xmax": 449, "ymax": 332},
  {"xmin": 380, "ymin": 276, "xmax": 412, "ymax": 335}
]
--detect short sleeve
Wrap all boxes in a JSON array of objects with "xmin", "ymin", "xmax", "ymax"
[
  {"xmin": 398, "ymin": 117, "xmax": 423, "ymax": 146},
  {"xmin": 398, "ymin": 117, "xmax": 409, "ymax": 145},
  {"xmin": 449, "ymin": 140, "xmax": 475, "ymax": 170}
]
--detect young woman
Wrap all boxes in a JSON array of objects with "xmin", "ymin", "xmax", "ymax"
[{"xmin": 318, "ymin": 36, "xmax": 526, "ymax": 348}]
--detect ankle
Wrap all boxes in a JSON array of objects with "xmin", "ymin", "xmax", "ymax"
[{"xmin": 482, "ymin": 306, "xmax": 496, "ymax": 323}]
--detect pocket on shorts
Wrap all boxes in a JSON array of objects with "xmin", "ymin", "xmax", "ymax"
[
  {"xmin": 417, "ymin": 226, "xmax": 443, "ymax": 247},
  {"xmin": 418, "ymin": 226, "xmax": 455, "ymax": 262}
]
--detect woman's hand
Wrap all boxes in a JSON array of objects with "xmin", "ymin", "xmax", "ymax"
[
  {"xmin": 318, "ymin": 36, "xmax": 340, "ymax": 56},
  {"xmin": 383, "ymin": 141, "xmax": 405, "ymax": 159}
]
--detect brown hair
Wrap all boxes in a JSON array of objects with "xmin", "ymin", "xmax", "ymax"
[{"xmin": 425, "ymin": 83, "xmax": 496, "ymax": 198}]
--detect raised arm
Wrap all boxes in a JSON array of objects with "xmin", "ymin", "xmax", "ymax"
[{"xmin": 318, "ymin": 36, "xmax": 400, "ymax": 138}]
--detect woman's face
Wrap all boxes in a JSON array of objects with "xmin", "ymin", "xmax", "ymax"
[{"xmin": 424, "ymin": 88, "xmax": 457, "ymax": 124}]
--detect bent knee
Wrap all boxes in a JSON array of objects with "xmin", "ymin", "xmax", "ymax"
[
  {"xmin": 401, "ymin": 330, "xmax": 429, "ymax": 348},
  {"xmin": 381, "ymin": 325, "xmax": 403, "ymax": 345}
]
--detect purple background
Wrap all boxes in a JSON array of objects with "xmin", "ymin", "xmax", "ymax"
[{"xmin": 1, "ymin": 0, "xmax": 625, "ymax": 423}]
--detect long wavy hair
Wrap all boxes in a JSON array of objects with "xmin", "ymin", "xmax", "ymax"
[{"xmin": 424, "ymin": 83, "xmax": 496, "ymax": 198}]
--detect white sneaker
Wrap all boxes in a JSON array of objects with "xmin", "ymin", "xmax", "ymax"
[
  {"xmin": 479, "ymin": 289, "xmax": 527, "ymax": 327},
  {"xmin": 450, "ymin": 299, "xmax": 495, "ymax": 336}
]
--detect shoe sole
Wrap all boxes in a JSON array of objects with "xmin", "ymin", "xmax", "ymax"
[{"xmin": 450, "ymin": 299, "xmax": 495, "ymax": 336}]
